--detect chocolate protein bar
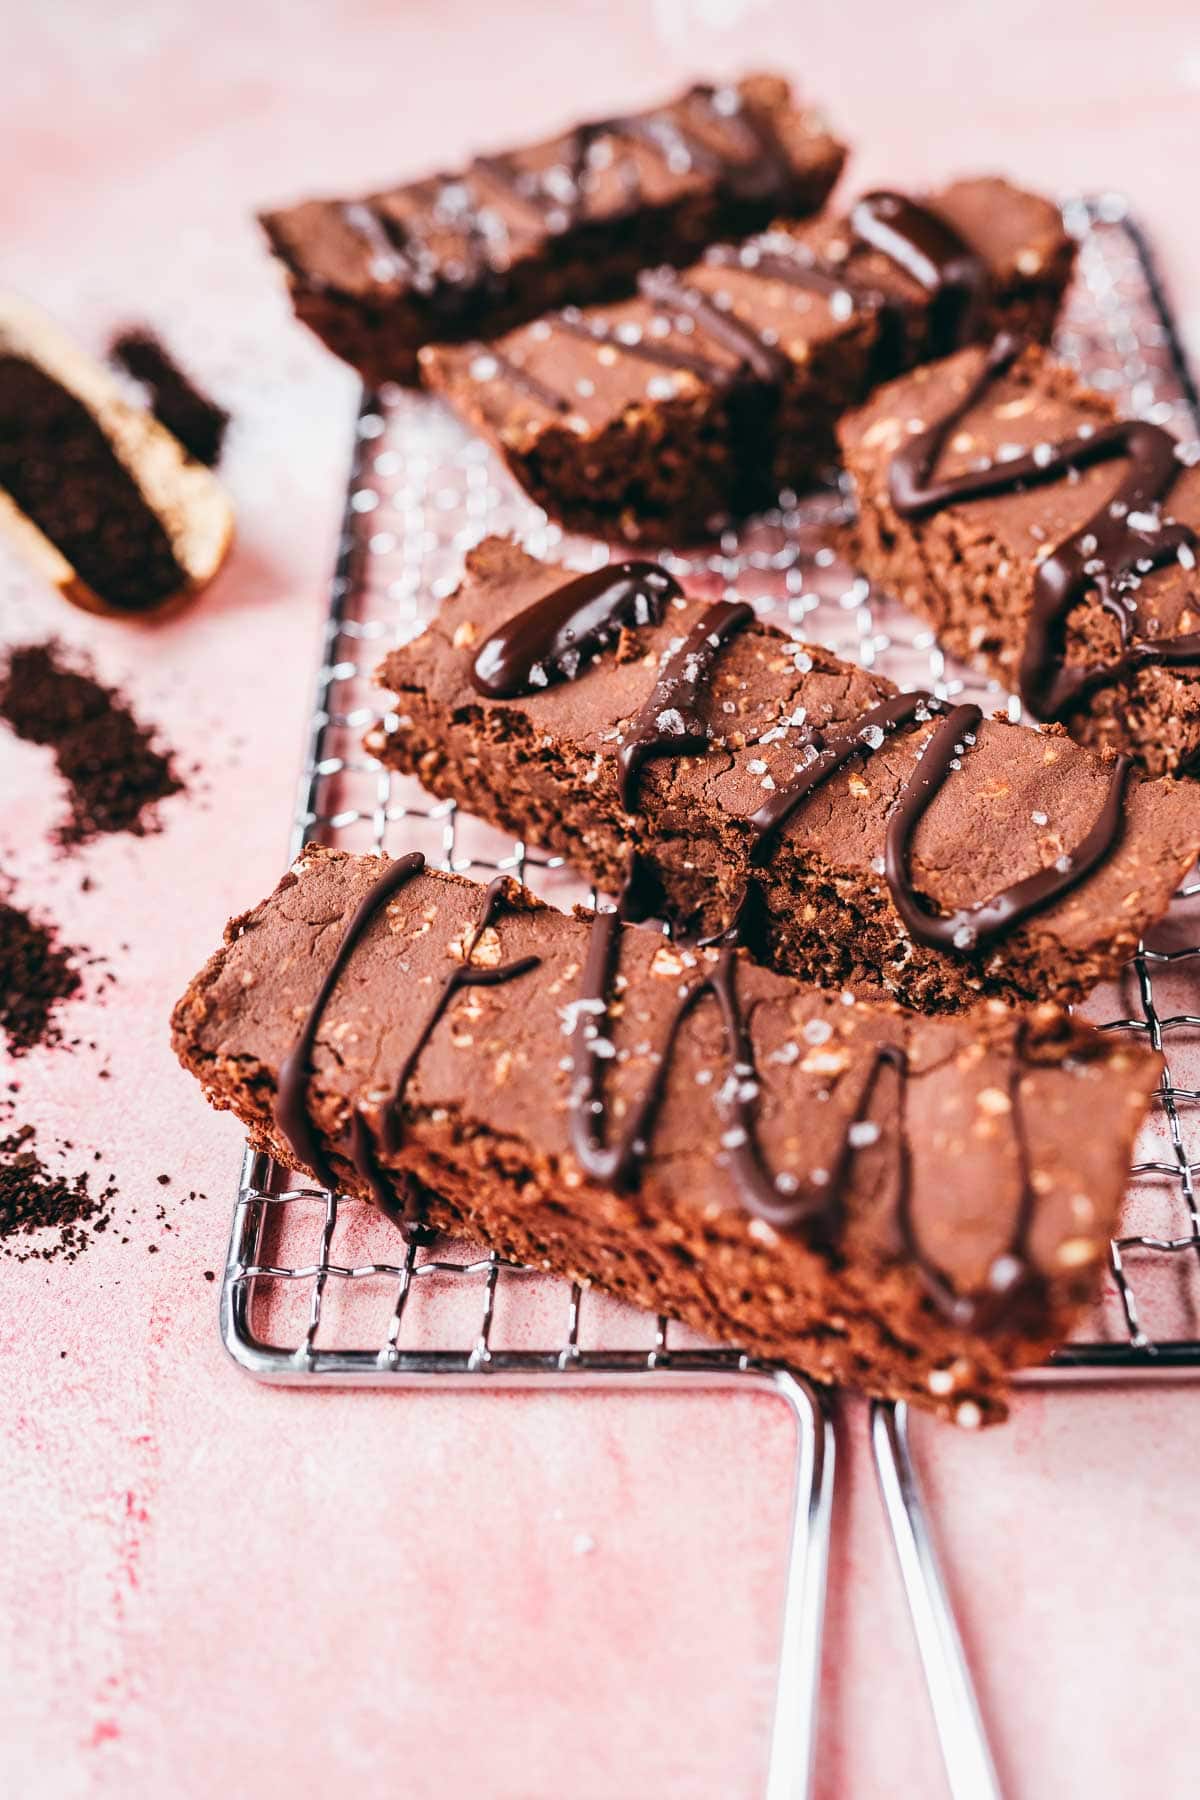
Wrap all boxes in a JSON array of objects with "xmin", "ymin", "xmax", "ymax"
[
  {"xmin": 172, "ymin": 847, "xmax": 1161, "ymax": 1422},
  {"xmin": 840, "ymin": 337, "xmax": 1200, "ymax": 774},
  {"xmin": 370, "ymin": 537, "xmax": 1200, "ymax": 1012},
  {"xmin": 260, "ymin": 75, "xmax": 846, "ymax": 385},
  {"xmin": 420, "ymin": 177, "xmax": 1073, "ymax": 541}
]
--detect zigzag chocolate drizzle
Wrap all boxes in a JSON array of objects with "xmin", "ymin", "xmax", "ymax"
[
  {"xmin": 704, "ymin": 190, "xmax": 987, "ymax": 358},
  {"xmin": 889, "ymin": 333, "xmax": 1200, "ymax": 718},
  {"xmin": 617, "ymin": 597, "xmax": 755, "ymax": 808},
  {"xmin": 636, "ymin": 267, "xmax": 789, "ymax": 383},
  {"xmin": 352, "ymin": 83, "xmax": 802, "ymax": 293},
  {"xmin": 554, "ymin": 307, "xmax": 732, "ymax": 383},
  {"xmin": 748, "ymin": 693, "xmax": 1131, "ymax": 950},
  {"xmin": 274, "ymin": 855, "xmax": 539, "ymax": 1238},
  {"xmin": 268, "ymin": 848, "xmax": 1061, "ymax": 1324},
  {"xmin": 470, "ymin": 183, "xmax": 991, "ymax": 416},
  {"xmin": 469, "ymin": 564, "xmax": 1134, "ymax": 949},
  {"xmin": 568, "ymin": 861, "xmax": 1046, "ymax": 1326}
]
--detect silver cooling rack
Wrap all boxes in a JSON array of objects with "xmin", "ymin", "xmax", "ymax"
[{"xmin": 224, "ymin": 195, "xmax": 1200, "ymax": 1800}]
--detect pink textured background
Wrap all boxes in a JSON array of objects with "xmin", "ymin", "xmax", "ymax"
[{"xmin": 3, "ymin": 4, "xmax": 1200, "ymax": 1795}]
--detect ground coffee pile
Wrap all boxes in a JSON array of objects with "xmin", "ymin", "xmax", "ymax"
[
  {"xmin": 0, "ymin": 1124, "xmax": 116, "ymax": 1262},
  {"xmin": 0, "ymin": 641, "xmax": 183, "ymax": 844},
  {"xmin": 0, "ymin": 896, "xmax": 82, "ymax": 1055}
]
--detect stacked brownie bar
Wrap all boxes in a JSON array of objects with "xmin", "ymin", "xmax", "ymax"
[
  {"xmin": 421, "ymin": 178, "xmax": 1074, "ymax": 540},
  {"xmin": 172, "ymin": 847, "xmax": 1161, "ymax": 1423},
  {"xmin": 260, "ymin": 76, "xmax": 847, "ymax": 386}
]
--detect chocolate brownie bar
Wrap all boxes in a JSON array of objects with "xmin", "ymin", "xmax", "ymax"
[
  {"xmin": 0, "ymin": 297, "xmax": 232, "ymax": 616},
  {"xmin": 840, "ymin": 337, "xmax": 1200, "ymax": 774},
  {"xmin": 420, "ymin": 178, "xmax": 1072, "ymax": 542},
  {"xmin": 371, "ymin": 537, "xmax": 1200, "ymax": 1012},
  {"xmin": 171, "ymin": 846, "xmax": 1161, "ymax": 1422},
  {"xmin": 260, "ymin": 76, "xmax": 846, "ymax": 386}
]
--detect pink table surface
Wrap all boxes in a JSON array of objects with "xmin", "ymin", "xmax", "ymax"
[{"xmin": 3, "ymin": 4, "xmax": 1200, "ymax": 1796}]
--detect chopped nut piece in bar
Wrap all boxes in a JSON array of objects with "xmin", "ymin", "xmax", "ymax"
[
  {"xmin": 0, "ymin": 296, "xmax": 233, "ymax": 617},
  {"xmin": 421, "ymin": 178, "xmax": 1073, "ymax": 541},
  {"xmin": 171, "ymin": 848, "xmax": 1162, "ymax": 1421},
  {"xmin": 840, "ymin": 338, "xmax": 1200, "ymax": 774},
  {"xmin": 260, "ymin": 76, "xmax": 846, "ymax": 386},
  {"xmin": 371, "ymin": 537, "xmax": 1200, "ymax": 1012}
]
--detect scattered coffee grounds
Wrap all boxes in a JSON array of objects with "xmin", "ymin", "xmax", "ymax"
[
  {"xmin": 0, "ymin": 893, "xmax": 82, "ymax": 1055},
  {"xmin": 110, "ymin": 328, "xmax": 229, "ymax": 468},
  {"xmin": 0, "ymin": 1124, "xmax": 116, "ymax": 1262},
  {"xmin": 0, "ymin": 641, "xmax": 183, "ymax": 845}
]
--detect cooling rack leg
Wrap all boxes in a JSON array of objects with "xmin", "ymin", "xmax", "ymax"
[
  {"xmin": 765, "ymin": 1373, "xmax": 836, "ymax": 1800},
  {"xmin": 870, "ymin": 1401, "xmax": 1002, "ymax": 1800}
]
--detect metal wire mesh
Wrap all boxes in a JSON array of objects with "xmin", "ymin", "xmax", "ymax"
[{"xmin": 224, "ymin": 194, "xmax": 1200, "ymax": 1383}]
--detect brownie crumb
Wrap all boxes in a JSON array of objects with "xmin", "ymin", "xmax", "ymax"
[
  {"xmin": 110, "ymin": 328, "xmax": 229, "ymax": 468},
  {"xmin": 0, "ymin": 1125, "xmax": 117, "ymax": 1262},
  {"xmin": 203, "ymin": 1270, "xmax": 215, "ymax": 1282},
  {"xmin": 0, "ymin": 894, "xmax": 82, "ymax": 1055},
  {"xmin": 0, "ymin": 642, "xmax": 183, "ymax": 845}
]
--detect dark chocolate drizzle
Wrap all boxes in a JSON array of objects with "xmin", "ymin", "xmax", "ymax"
[
  {"xmin": 888, "ymin": 333, "xmax": 1200, "ymax": 719},
  {"xmin": 269, "ymin": 846, "xmax": 1063, "ymax": 1329},
  {"xmin": 749, "ymin": 691, "xmax": 1131, "ymax": 949},
  {"xmin": 476, "ymin": 83, "xmax": 798, "ymax": 238},
  {"xmin": 274, "ymin": 851, "xmax": 426, "ymax": 1191},
  {"xmin": 377, "ymin": 875, "xmax": 541, "ymax": 1156},
  {"xmin": 363, "ymin": 83, "xmax": 804, "ymax": 293},
  {"xmin": 845, "ymin": 1034, "xmax": 1042, "ymax": 1327},
  {"xmin": 466, "ymin": 558, "xmax": 1135, "ymax": 951},
  {"xmin": 477, "ymin": 185, "xmax": 989, "ymax": 419},
  {"xmin": 472, "ymin": 561, "xmax": 682, "ymax": 698},
  {"xmin": 480, "ymin": 344, "xmax": 572, "ymax": 414},
  {"xmin": 707, "ymin": 237, "xmax": 857, "ymax": 304},
  {"xmin": 637, "ymin": 267, "xmax": 789, "ymax": 384},
  {"xmin": 883, "ymin": 705, "xmax": 1131, "ymax": 949},
  {"xmin": 567, "ymin": 881, "xmax": 800, "ymax": 1224},
  {"xmin": 554, "ymin": 306, "xmax": 732, "ymax": 386},
  {"xmin": 569, "ymin": 867, "xmax": 1046, "ymax": 1326},
  {"xmin": 850, "ymin": 191, "xmax": 987, "ymax": 354},
  {"xmin": 273, "ymin": 855, "xmax": 539, "ymax": 1238},
  {"xmin": 616, "ymin": 598, "xmax": 755, "ymax": 809},
  {"xmin": 508, "ymin": 260, "xmax": 792, "ymax": 415}
]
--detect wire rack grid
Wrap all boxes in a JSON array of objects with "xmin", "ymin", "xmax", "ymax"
[{"xmin": 223, "ymin": 194, "xmax": 1200, "ymax": 1800}]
